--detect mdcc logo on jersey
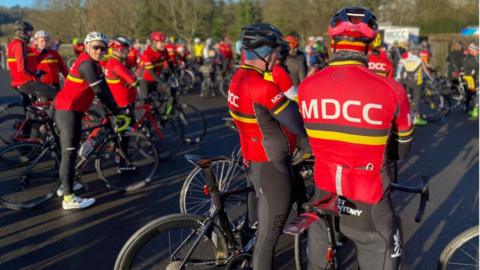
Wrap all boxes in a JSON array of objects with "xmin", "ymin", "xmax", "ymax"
[
  {"xmin": 228, "ymin": 91, "xmax": 239, "ymax": 108},
  {"xmin": 368, "ymin": 62, "xmax": 386, "ymax": 71},
  {"xmin": 301, "ymin": 99, "xmax": 383, "ymax": 125}
]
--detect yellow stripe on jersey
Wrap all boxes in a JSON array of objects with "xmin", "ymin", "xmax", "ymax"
[
  {"xmin": 67, "ymin": 74, "xmax": 84, "ymax": 83},
  {"xmin": 106, "ymin": 78, "xmax": 121, "ymax": 84},
  {"xmin": 306, "ymin": 129, "xmax": 388, "ymax": 146},
  {"xmin": 229, "ymin": 111, "xmax": 257, "ymax": 124},
  {"xmin": 273, "ymin": 99, "xmax": 290, "ymax": 115}
]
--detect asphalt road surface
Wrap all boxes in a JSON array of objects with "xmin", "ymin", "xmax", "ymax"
[{"xmin": 0, "ymin": 69, "xmax": 478, "ymax": 270}]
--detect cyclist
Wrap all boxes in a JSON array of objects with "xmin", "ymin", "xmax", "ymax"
[
  {"xmin": 125, "ymin": 42, "xmax": 140, "ymax": 71},
  {"xmin": 419, "ymin": 40, "xmax": 431, "ymax": 69},
  {"xmin": 218, "ymin": 36, "xmax": 234, "ymax": 72},
  {"xmin": 368, "ymin": 33, "xmax": 394, "ymax": 78},
  {"xmin": 284, "ymin": 35, "xmax": 307, "ymax": 86},
  {"xmin": 299, "ymin": 7, "xmax": 413, "ymax": 270},
  {"xmin": 396, "ymin": 44, "xmax": 433, "ymax": 126},
  {"xmin": 105, "ymin": 37, "xmax": 138, "ymax": 171},
  {"xmin": 193, "ymin": 38, "xmax": 204, "ymax": 65},
  {"xmin": 463, "ymin": 43, "xmax": 479, "ymax": 118},
  {"xmin": 314, "ymin": 36, "xmax": 329, "ymax": 64},
  {"xmin": 6, "ymin": 20, "xmax": 57, "ymax": 107},
  {"xmin": 228, "ymin": 23, "xmax": 311, "ymax": 270},
  {"xmin": 54, "ymin": 32, "xmax": 122, "ymax": 210},
  {"xmin": 72, "ymin": 37, "xmax": 85, "ymax": 57},
  {"xmin": 137, "ymin": 31, "xmax": 170, "ymax": 99},
  {"xmin": 305, "ymin": 36, "xmax": 319, "ymax": 75},
  {"xmin": 32, "ymin": 30, "xmax": 69, "ymax": 91}
]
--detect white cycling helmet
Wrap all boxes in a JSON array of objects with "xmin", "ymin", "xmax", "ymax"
[
  {"xmin": 84, "ymin": 31, "xmax": 108, "ymax": 45},
  {"xmin": 206, "ymin": 38, "xmax": 213, "ymax": 45},
  {"xmin": 315, "ymin": 36, "xmax": 324, "ymax": 42},
  {"xmin": 34, "ymin": 30, "xmax": 49, "ymax": 39},
  {"xmin": 194, "ymin": 38, "xmax": 201, "ymax": 44}
]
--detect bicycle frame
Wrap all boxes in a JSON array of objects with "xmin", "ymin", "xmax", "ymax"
[
  {"xmin": 133, "ymin": 101, "xmax": 165, "ymax": 139},
  {"xmin": 172, "ymin": 160, "xmax": 254, "ymax": 269}
]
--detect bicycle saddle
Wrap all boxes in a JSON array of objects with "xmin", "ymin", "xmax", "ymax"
[
  {"xmin": 305, "ymin": 193, "xmax": 339, "ymax": 216},
  {"xmin": 184, "ymin": 154, "xmax": 228, "ymax": 169}
]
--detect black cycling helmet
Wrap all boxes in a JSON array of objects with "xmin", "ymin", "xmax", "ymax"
[
  {"xmin": 241, "ymin": 23, "xmax": 285, "ymax": 50},
  {"xmin": 15, "ymin": 20, "xmax": 34, "ymax": 33},
  {"xmin": 109, "ymin": 36, "xmax": 132, "ymax": 49},
  {"xmin": 14, "ymin": 20, "xmax": 34, "ymax": 40}
]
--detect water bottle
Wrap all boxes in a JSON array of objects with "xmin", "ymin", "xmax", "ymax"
[{"xmin": 78, "ymin": 137, "xmax": 96, "ymax": 158}]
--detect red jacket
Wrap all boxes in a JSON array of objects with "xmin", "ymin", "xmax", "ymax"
[
  {"xmin": 228, "ymin": 66, "xmax": 296, "ymax": 162},
  {"xmin": 7, "ymin": 38, "xmax": 37, "ymax": 87},
  {"xmin": 368, "ymin": 53, "xmax": 394, "ymax": 78},
  {"xmin": 138, "ymin": 47, "xmax": 169, "ymax": 82},
  {"xmin": 34, "ymin": 48, "xmax": 69, "ymax": 85},
  {"xmin": 298, "ymin": 60, "xmax": 413, "ymax": 204},
  {"xmin": 55, "ymin": 52, "xmax": 100, "ymax": 112},
  {"xmin": 105, "ymin": 55, "xmax": 137, "ymax": 108}
]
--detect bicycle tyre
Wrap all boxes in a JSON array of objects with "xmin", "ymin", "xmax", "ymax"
[
  {"xmin": 179, "ymin": 158, "xmax": 247, "ymax": 217},
  {"xmin": 0, "ymin": 142, "xmax": 60, "ymax": 209},
  {"xmin": 294, "ymin": 233, "xmax": 308, "ymax": 270},
  {"xmin": 175, "ymin": 103, "xmax": 207, "ymax": 144},
  {"xmin": 114, "ymin": 213, "xmax": 228, "ymax": 270},
  {"xmin": 438, "ymin": 225, "xmax": 479, "ymax": 270},
  {"xmin": 95, "ymin": 131, "xmax": 159, "ymax": 192},
  {"xmin": 0, "ymin": 113, "xmax": 25, "ymax": 146}
]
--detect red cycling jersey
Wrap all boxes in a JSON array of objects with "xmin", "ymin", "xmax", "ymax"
[
  {"xmin": 218, "ymin": 42, "xmax": 233, "ymax": 59},
  {"xmin": 126, "ymin": 47, "xmax": 140, "ymax": 70},
  {"xmin": 6, "ymin": 38, "xmax": 37, "ymax": 87},
  {"xmin": 368, "ymin": 52, "xmax": 394, "ymax": 78},
  {"xmin": 298, "ymin": 60, "xmax": 413, "ymax": 204},
  {"xmin": 105, "ymin": 55, "xmax": 137, "ymax": 108},
  {"xmin": 228, "ymin": 66, "xmax": 296, "ymax": 162},
  {"xmin": 34, "ymin": 48, "xmax": 69, "ymax": 85},
  {"xmin": 138, "ymin": 47, "xmax": 169, "ymax": 82},
  {"xmin": 55, "ymin": 52, "xmax": 101, "ymax": 112}
]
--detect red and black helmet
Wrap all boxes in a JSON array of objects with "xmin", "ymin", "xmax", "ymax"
[
  {"xmin": 109, "ymin": 36, "xmax": 132, "ymax": 49},
  {"xmin": 328, "ymin": 6, "xmax": 378, "ymax": 43},
  {"xmin": 150, "ymin": 31, "xmax": 166, "ymax": 42}
]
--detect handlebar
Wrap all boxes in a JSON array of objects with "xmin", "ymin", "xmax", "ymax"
[{"xmin": 390, "ymin": 175, "xmax": 430, "ymax": 223}]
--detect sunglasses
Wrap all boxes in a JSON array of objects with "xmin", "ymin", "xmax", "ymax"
[{"xmin": 92, "ymin": 45, "xmax": 107, "ymax": 52}]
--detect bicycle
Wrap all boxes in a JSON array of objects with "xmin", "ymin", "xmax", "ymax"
[
  {"xmin": 115, "ymin": 154, "xmax": 256, "ymax": 270},
  {"xmin": 0, "ymin": 98, "xmax": 101, "ymax": 148},
  {"xmin": 284, "ymin": 176, "xmax": 430, "ymax": 270},
  {"xmin": 133, "ymin": 93, "xmax": 184, "ymax": 160},
  {"xmin": 419, "ymin": 78, "xmax": 451, "ymax": 122},
  {"xmin": 0, "ymin": 105, "xmax": 159, "ymax": 210},
  {"xmin": 154, "ymin": 79, "xmax": 207, "ymax": 144},
  {"xmin": 437, "ymin": 225, "xmax": 479, "ymax": 270},
  {"xmin": 445, "ymin": 72, "xmax": 477, "ymax": 113}
]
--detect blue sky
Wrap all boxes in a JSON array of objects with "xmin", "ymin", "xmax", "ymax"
[{"xmin": 0, "ymin": 0, "xmax": 33, "ymax": 8}]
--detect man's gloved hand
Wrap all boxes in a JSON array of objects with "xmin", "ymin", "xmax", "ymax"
[
  {"xmin": 114, "ymin": 114, "xmax": 131, "ymax": 133},
  {"xmin": 292, "ymin": 134, "xmax": 312, "ymax": 166}
]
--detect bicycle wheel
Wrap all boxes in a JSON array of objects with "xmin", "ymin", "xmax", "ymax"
[
  {"xmin": 114, "ymin": 213, "xmax": 228, "ymax": 270},
  {"xmin": 0, "ymin": 142, "xmax": 59, "ymax": 209},
  {"xmin": 438, "ymin": 225, "xmax": 479, "ymax": 270},
  {"xmin": 173, "ymin": 103, "xmax": 207, "ymax": 144},
  {"xmin": 0, "ymin": 112, "xmax": 25, "ymax": 147},
  {"xmin": 95, "ymin": 131, "xmax": 159, "ymax": 192},
  {"xmin": 180, "ymin": 159, "xmax": 247, "ymax": 221},
  {"xmin": 180, "ymin": 69, "xmax": 196, "ymax": 93},
  {"xmin": 448, "ymin": 84, "xmax": 466, "ymax": 111}
]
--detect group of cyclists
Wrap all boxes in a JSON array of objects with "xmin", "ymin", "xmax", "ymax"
[{"xmin": 2, "ymin": 4, "xmax": 478, "ymax": 269}]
